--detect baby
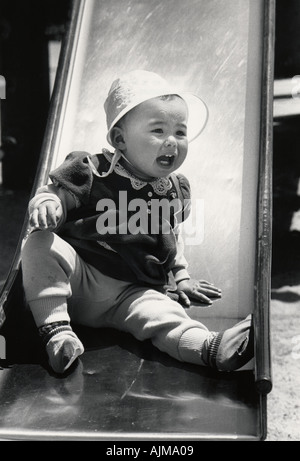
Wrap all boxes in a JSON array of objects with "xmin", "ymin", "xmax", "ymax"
[{"xmin": 21, "ymin": 70, "xmax": 253, "ymax": 374}]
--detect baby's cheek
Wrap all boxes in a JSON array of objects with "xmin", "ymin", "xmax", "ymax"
[{"xmin": 178, "ymin": 149, "xmax": 188, "ymax": 163}]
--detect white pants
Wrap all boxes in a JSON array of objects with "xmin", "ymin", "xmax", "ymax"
[{"xmin": 21, "ymin": 230, "xmax": 210, "ymax": 365}]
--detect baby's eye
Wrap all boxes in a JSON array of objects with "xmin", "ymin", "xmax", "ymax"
[
  {"xmin": 151, "ymin": 128, "xmax": 164, "ymax": 134},
  {"xmin": 176, "ymin": 130, "xmax": 187, "ymax": 137}
]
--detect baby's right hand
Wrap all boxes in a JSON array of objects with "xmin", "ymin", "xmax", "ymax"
[{"xmin": 29, "ymin": 200, "xmax": 63, "ymax": 230}]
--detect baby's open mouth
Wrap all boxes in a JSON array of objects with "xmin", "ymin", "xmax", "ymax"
[{"xmin": 157, "ymin": 154, "xmax": 175, "ymax": 168}]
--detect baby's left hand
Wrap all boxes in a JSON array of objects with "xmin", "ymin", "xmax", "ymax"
[{"xmin": 176, "ymin": 279, "xmax": 222, "ymax": 307}]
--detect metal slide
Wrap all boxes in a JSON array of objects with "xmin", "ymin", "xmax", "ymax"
[{"xmin": 0, "ymin": 0, "xmax": 274, "ymax": 440}]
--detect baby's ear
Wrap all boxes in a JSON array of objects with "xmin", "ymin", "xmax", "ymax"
[{"xmin": 110, "ymin": 126, "xmax": 126, "ymax": 150}]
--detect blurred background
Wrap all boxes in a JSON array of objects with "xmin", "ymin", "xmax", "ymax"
[
  {"xmin": 0, "ymin": 0, "xmax": 299, "ymax": 440},
  {"xmin": 0, "ymin": 0, "xmax": 70, "ymax": 282}
]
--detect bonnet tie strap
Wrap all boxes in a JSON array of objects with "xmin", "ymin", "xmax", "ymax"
[{"xmin": 87, "ymin": 148, "xmax": 122, "ymax": 178}]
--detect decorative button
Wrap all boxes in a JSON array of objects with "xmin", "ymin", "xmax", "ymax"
[
  {"xmin": 147, "ymin": 201, "xmax": 152, "ymax": 206},
  {"xmin": 148, "ymin": 191, "xmax": 153, "ymax": 197}
]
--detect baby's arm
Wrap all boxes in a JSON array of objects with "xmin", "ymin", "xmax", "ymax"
[
  {"xmin": 29, "ymin": 184, "xmax": 78, "ymax": 230},
  {"xmin": 171, "ymin": 231, "xmax": 190, "ymax": 285},
  {"xmin": 172, "ymin": 229, "xmax": 222, "ymax": 307}
]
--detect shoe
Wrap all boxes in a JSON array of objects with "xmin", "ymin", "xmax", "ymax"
[
  {"xmin": 202, "ymin": 315, "xmax": 254, "ymax": 371},
  {"xmin": 45, "ymin": 330, "xmax": 84, "ymax": 374}
]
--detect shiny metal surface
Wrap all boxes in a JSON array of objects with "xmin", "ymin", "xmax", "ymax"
[{"xmin": 0, "ymin": 303, "xmax": 262, "ymax": 440}]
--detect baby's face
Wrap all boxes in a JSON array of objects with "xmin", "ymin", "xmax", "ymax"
[{"xmin": 120, "ymin": 96, "xmax": 188, "ymax": 180}]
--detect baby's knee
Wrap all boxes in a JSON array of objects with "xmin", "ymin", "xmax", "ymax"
[{"xmin": 22, "ymin": 230, "xmax": 54, "ymax": 259}]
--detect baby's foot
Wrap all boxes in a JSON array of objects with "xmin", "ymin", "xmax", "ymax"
[
  {"xmin": 45, "ymin": 330, "xmax": 84, "ymax": 374},
  {"xmin": 39, "ymin": 322, "xmax": 84, "ymax": 374},
  {"xmin": 202, "ymin": 315, "xmax": 254, "ymax": 371}
]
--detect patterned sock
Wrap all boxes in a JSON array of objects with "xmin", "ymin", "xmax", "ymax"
[
  {"xmin": 38, "ymin": 321, "xmax": 72, "ymax": 345},
  {"xmin": 202, "ymin": 315, "xmax": 254, "ymax": 371}
]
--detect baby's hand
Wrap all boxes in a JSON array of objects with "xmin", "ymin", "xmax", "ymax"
[
  {"xmin": 29, "ymin": 200, "xmax": 63, "ymax": 230},
  {"xmin": 176, "ymin": 279, "xmax": 222, "ymax": 307}
]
